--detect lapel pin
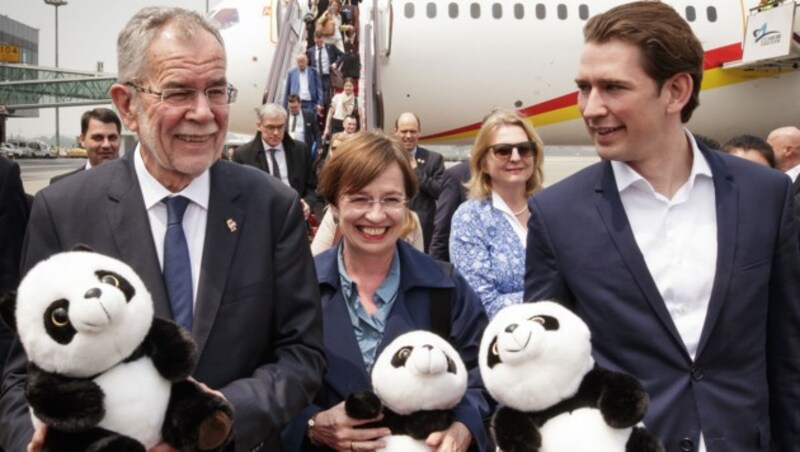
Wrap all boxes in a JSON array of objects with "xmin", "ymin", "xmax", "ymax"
[
  {"xmin": 226, "ymin": 218, "xmax": 238, "ymax": 232},
  {"xmin": 417, "ymin": 158, "xmax": 425, "ymax": 164}
]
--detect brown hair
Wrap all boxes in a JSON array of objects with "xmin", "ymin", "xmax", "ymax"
[
  {"xmin": 318, "ymin": 131, "xmax": 418, "ymax": 207},
  {"xmin": 583, "ymin": 1, "xmax": 703, "ymax": 122},
  {"xmin": 467, "ymin": 109, "xmax": 545, "ymax": 200}
]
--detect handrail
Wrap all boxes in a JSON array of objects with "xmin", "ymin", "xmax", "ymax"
[
  {"xmin": 385, "ymin": 0, "xmax": 393, "ymax": 57},
  {"xmin": 264, "ymin": 0, "xmax": 305, "ymax": 105},
  {"xmin": 363, "ymin": 20, "xmax": 374, "ymax": 130}
]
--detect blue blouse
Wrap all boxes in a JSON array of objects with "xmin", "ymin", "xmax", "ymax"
[
  {"xmin": 337, "ymin": 246, "xmax": 401, "ymax": 372},
  {"xmin": 450, "ymin": 197, "xmax": 527, "ymax": 318}
]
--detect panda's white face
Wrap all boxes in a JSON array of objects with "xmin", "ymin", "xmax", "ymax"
[
  {"xmin": 16, "ymin": 251, "xmax": 154, "ymax": 378},
  {"xmin": 479, "ymin": 302, "xmax": 594, "ymax": 412},
  {"xmin": 371, "ymin": 331, "xmax": 467, "ymax": 415}
]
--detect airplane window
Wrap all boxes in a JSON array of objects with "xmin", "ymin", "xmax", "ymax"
[
  {"xmin": 471, "ymin": 3, "xmax": 480, "ymax": 19},
  {"xmin": 449, "ymin": 3, "xmax": 458, "ymax": 18},
  {"xmin": 579, "ymin": 4, "xmax": 589, "ymax": 20},
  {"xmin": 685, "ymin": 6, "xmax": 696, "ymax": 22},
  {"xmin": 557, "ymin": 4, "xmax": 567, "ymax": 20},
  {"xmin": 427, "ymin": 2, "xmax": 437, "ymax": 18},
  {"xmin": 707, "ymin": 6, "xmax": 717, "ymax": 22},
  {"xmin": 514, "ymin": 4, "xmax": 524, "ymax": 19},
  {"xmin": 492, "ymin": 3, "xmax": 502, "ymax": 19},
  {"xmin": 404, "ymin": 2, "xmax": 414, "ymax": 18},
  {"xmin": 210, "ymin": 8, "xmax": 239, "ymax": 30},
  {"xmin": 535, "ymin": 4, "xmax": 546, "ymax": 19}
]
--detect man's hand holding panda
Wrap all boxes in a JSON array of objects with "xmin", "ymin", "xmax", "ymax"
[{"xmin": 308, "ymin": 401, "xmax": 391, "ymax": 451}]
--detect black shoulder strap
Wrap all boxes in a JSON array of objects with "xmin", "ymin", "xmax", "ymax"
[{"xmin": 429, "ymin": 260, "xmax": 453, "ymax": 341}]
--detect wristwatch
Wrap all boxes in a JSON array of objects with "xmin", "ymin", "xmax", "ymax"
[{"xmin": 307, "ymin": 413, "xmax": 320, "ymax": 446}]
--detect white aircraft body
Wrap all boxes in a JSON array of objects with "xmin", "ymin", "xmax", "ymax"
[{"xmin": 211, "ymin": 0, "xmax": 800, "ymax": 145}]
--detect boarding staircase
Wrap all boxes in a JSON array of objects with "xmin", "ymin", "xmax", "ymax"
[{"xmin": 263, "ymin": 0, "xmax": 393, "ymax": 132}]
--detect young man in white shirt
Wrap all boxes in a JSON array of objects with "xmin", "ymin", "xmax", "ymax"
[{"xmin": 524, "ymin": 2, "xmax": 800, "ymax": 451}]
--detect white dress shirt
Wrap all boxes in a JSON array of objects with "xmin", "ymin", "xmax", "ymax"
[
  {"xmin": 134, "ymin": 146, "xmax": 209, "ymax": 307},
  {"xmin": 261, "ymin": 139, "xmax": 290, "ymax": 187},
  {"xmin": 315, "ymin": 45, "xmax": 330, "ymax": 75},
  {"xmin": 611, "ymin": 132, "xmax": 717, "ymax": 360},
  {"xmin": 612, "ymin": 132, "xmax": 716, "ymax": 452},
  {"xmin": 298, "ymin": 69, "xmax": 311, "ymax": 102},
  {"xmin": 785, "ymin": 163, "xmax": 800, "ymax": 182},
  {"xmin": 289, "ymin": 112, "xmax": 305, "ymax": 144}
]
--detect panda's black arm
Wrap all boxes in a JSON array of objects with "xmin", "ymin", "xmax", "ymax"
[
  {"xmin": 25, "ymin": 363, "xmax": 105, "ymax": 431},
  {"xmin": 587, "ymin": 367, "xmax": 650, "ymax": 428},
  {"xmin": 402, "ymin": 409, "xmax": 455, "ymax": 440},
  {"xmin": 144, "ymin": 318, "xmax": 198, "ymax": 381},
  {"xmin": 492, "ymin": 406, "xmax": 542, "ymax": 452}
]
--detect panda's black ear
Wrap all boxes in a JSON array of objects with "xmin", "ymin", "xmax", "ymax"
[
  {"xmin": 0, "ymin": 290, "xmax": 17, "ymax": 333},
  {"xmin": 71, "ymin": 243, "xmax": 95, "ymax": 253}
]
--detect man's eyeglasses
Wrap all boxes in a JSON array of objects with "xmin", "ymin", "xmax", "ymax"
[
  {"xmin": 343, "ymin": 195, "xmax": 407, "ymax": 212},
  {"xmin": 125, "ymin": 83, "xmax": 238, "ymax": 108},
  {"xmin": 487, "ymin": 141, "xmax": 537, "ymax": 161}
]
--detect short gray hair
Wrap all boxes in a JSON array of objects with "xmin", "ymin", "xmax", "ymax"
[
  {"xmin": 117, "ymin": 7, "xmax": 225, "ymax": 84},
  {"xmin": 258, "ymin": 103, "xmax": 287, "ymax": 122}
]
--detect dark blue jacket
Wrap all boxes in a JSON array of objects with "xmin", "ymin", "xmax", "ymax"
[
  {"xmin": 282, "ymin": 240, "xmax": 491, "ymax": 450},
  {"xmin": 525, "ymin": 143, "xmax": 800, "ymax": 451}
]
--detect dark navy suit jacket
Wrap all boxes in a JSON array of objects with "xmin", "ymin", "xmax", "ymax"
[
  {"xmin": 430, "ymin": 161, "xmax": 470, "ymax": 262},
  {"xmin": 410, "ymin": 147, "xmax": 445, "ymax": 252},
  {"xmin": 282, "ymin": 241, "xmax": 491, "ymax": 451},
  {"xmin": 0, "ymin": 157, "xmax": 29, "ymax": 378},
  {"xmin": 525, "ymin": 143, "xmax": 800, "ymax": 451}
]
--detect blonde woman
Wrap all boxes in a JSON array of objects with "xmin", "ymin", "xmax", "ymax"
[{"xmin": 449, "ymin": 109, "xmax": 544, "ymax": 318}]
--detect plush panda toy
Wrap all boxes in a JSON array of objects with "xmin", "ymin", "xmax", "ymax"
[
  {"xmin": 2, "ymin": 249, "xmax": 233, "ymax": 452},
  {"xmin": 345, "ymin": 330, "xmax": 468, "ymax": 451},
  {"xmin": 479, "ymin": 301, "xmax": 664, "ymax": 452}
]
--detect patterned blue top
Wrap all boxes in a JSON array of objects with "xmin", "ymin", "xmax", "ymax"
[{"xmin": 450, "ymin": 197, "xmax": 526, "ymax": 318}]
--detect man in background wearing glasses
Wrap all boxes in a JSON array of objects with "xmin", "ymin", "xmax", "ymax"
[
  {"xmin": 524, "ymin": 2, "xmax": 800, "ymax": 451},
  {"xmin": 0, "ymin": 7, "xmax": 325, "ymax": 452}
]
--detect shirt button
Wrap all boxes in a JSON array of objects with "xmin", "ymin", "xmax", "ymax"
[
  {"xmin": 679, "ymin": 437, "xmax": 694, "ymax": 451},
  {"xmin": 691, "ymin": 367, "xmax": 704, "ymax": 381}
]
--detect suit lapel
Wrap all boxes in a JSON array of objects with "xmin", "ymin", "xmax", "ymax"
[
  {"xmin": 251, "ymin": 136, "xmax": 268, "ymax": 172},
  {"xmin": 696, "ymin": 149, "xmax": 737, "ymax": 356},
  {"xmin": 323, "ymin": 289, "xmax": 371, "ymax": 398},
  {"xmin": 283, "ymin": 139, "xmax": 301, "ymax": 193},
  {"xmin": 593, "ymin": 163, "xmax": 688, "ymax": 354},
  {"xmin": 193, "ymin": 162, "xmax": 244, "ymax": 356},
  {"xmin": 105, "ymin": 157, "xmax": 171, "ymax": 319}
]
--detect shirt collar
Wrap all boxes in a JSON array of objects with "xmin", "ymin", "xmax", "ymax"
[
  {"xmin": 134, "ymin": 144, "xmax": 210, "ymax": 210},
  {"xmin": 786, "ymin": 163, "xmax": 800, "ymax": 182},
  {"xmin": 337, "ymin": 244, "xmax": 401, "ymax": 307},
  {"xmin": 261, "ymin": 139, "xmax": 283, "ymax": 152},
  {"xmin": 611, "ymin": 128, "xmax": 712, "ymax": 194},
  {"xmin": 491, "ymin": 190, "xmax": 515, "ymax": 216}
]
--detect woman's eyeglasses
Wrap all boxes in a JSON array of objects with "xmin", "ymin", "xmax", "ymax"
[{"xmin": 487, "ymin": 141, "xmax": 537, "ymax": 161}]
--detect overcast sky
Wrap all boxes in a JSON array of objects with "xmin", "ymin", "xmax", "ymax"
[{"xmin": 1, "ymin": 0, "xmax": 221, "ymax": 142}]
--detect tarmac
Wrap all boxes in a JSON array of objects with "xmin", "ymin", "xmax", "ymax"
[{"xmin": 18, "ymin": 153, "xmax": 601, "ymax": 196}]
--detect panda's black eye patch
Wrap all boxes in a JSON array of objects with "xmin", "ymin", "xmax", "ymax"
[
  {"xmin": 487, "ymin": 336, "xmax": 502, "ymax": 369},
  {"xmin": 445, "ymin": 354, "xmax": 457, "ymax": 374},
  {"xmin": 95, "ymin": 271, "xmax": 135, "ymax": 302},
  {"xmin": 529, "ymin": 315, "xmax": 559, "ymax": 331},
  {"xmin": 391, "ymin": 346, "xmax": 413, "ymax": 368},
  {"xmin": 44, "ymin": 299, "xmax": 77, "ymax": 344}
]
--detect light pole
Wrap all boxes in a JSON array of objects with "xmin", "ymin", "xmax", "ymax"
[{"xmin": 44, "ymin": 0, "xmax": 67, "ymax": 155}]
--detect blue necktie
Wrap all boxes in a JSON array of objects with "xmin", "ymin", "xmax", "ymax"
[{"xmin": 163, "ymin": 196, "xmax": 193, "ymax": 331}]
